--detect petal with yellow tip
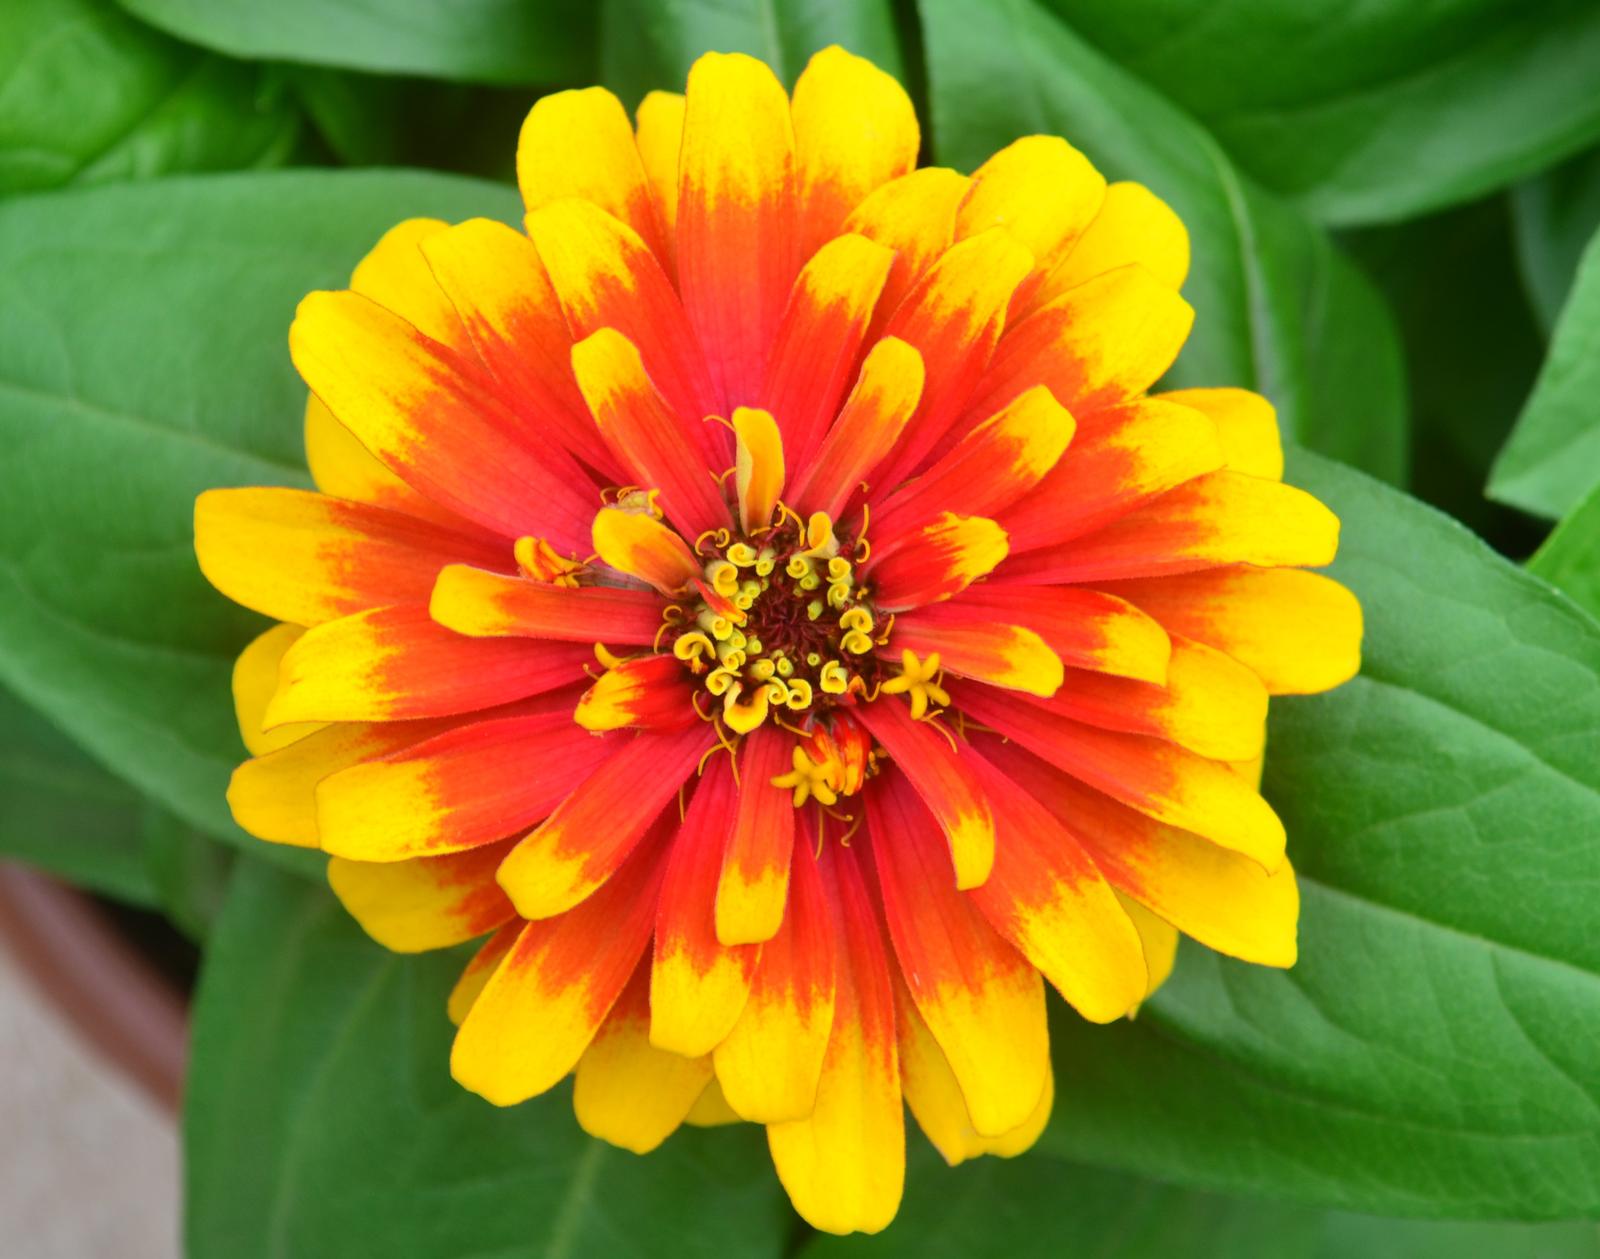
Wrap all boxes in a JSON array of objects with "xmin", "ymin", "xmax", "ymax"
[
  {"xmin": 868, "ymin": 513, "xmax": 1009, "ymax": 612},
  {"xmin": 592, "ymin": 506, "xmax": 701, "ymax": 595},
  {"xmin": 327, "ymin": 841, "xmax": 515, "ymax": 954},
  {"xmin": 232, "ymin": 623, "xmax": 322, "ymax": 755},
  {"xmin": 733, "ymin": 407, "xmax": 784, "ymax": 534}
]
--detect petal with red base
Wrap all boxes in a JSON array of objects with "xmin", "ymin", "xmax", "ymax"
[
  {"xmin": 792, "ymin": 46, "xmax": 918, "ymax": 256},
  {"xmin": 195, "ymin": 487, "xmax": 505, "ymax": 628},
  {"xmin": 988, "ymin": 742, "xmax": 1298, "ymax": 967},
  {"xmin": 517, "ymin": 87, "xmax": 667, "ymax": 264},
  {"xmin": 997, "ymin": 396, "xmax": 1224, "ymax": 554},
  {"xmin": 451, "ymin": 824, "xmax": 669, "ymax": 1106},
  {"xmin": 496, "ymin": 723, "xmax": 717, "ymax": 920},
  {"xmin": 1031, "ymin": 181, "xmax": 1189, "ymax": 311},
  {"xmin": 447, "ymin": 923, "xmax": 519, "ymax": 1026},
  {"xmin": 652, "ymin": 758, "xmax": 761, "ymax": 1056},
  {"xmin": 420, "ymin": 219, "xmax": 618, "ymax": 479},
  {"xmin": 526, "ymin": 198, "xmax": 720, "ymax": 454},
  {"xmin": 289, "ymin": 291, "xmax": 597, "ymax": 549},
  {"xmin": 267, "ymin": 604, "xmax": 590, "ymax": 724},
  {"xmin": 715, "ymin": 831, "xmax": 835, "ymax": 1123},
  {"xmin": 1022, "ymin": 469, "xmax": 1340, "ymax": 584},
  {"xmin": 869, "ymin": 385, "xmax": 1074, "ymax": 539},
  {"xmin": 843, "ymin": 168, "xmax": 970, "ymax": 332},
  {"xmin": 716, "ymin": 725, "xmax": 797, "ymax": 946},
  {"xmin": 957, "ymin": 685, "xmax": 1285, "ymax": 870},
  {"xmin": 868, "ymin": 513, "xmax": 1008, "ymax": 612},
  {"xmin": 576, "ymin": 655, "xmax": 698, "ymax": 732},
  {"xmin": 760, "ymin": 234, "xmax": 895, "ymax": 469},
  {"xmin": 856, "ymin": 699, "xmax": 993, "ymax": 889},
  {"xmin": 315, "ymin": 705, "xmax": 606, "ymax": 862},
  {"xmin": 938, "ymin": 585, "xmax": 1171, "ymax": 684},
  {"xmin": 786, "ymin": 337, "xmax": 924, "ymax": 520},
  {"xmin": 867, "ymin": 774, "xmax": 1048, "ymax": 1135},
  {"xmin": 635, "ymin": 91, "xmax": 685, "ymax": 273},
  {"xmin": 768, "ymin": 842, "xmax": 903, "ymax": 1237},
  {"xmin": 678, "ymin": 51, "xmax": 800, "ymax": 407},
  {"xmin": 430, "ymin": 564, "xmax": 663, "ymax": 645},
  {"xmin": 1042, "ymin": 634, "xmax": 1269, "ymax": 763},
  {"xmin": 571, "ymin": 328, "xmax": 731, "ymax": 540},
  {"xmin": 1162, "ymin": 386, "xmax": 1282, "ymax": 480},
  {"xmin": 967, "ymin": 263, "xmax": 1193, "ymax": 424},
  {"xmin": 962, "ymin": 746, "xmax": 1149, "ymax": 1021},
  {"xmin": 327, "ymin": 840, "xmax": 516, "ymax": 953},
  {"xmin": 886, "ymin": 610, "xmax": 1062, "ymax": 697},
  {"xmin": 1099, "ymin": 565, "xmax": 1362, "ymax": 695}
]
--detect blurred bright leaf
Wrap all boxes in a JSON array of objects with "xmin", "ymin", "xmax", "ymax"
[
  {"xmin": 920, "ymin": 0, "xmax": 1408, "ymax": 485},
  {"xmin": 1513, "ymin": 146, "xmax": 1600, "ymax": 331},
  {"xmin": 1530, "ymin": 482, "xmax": 1600, "ymax": 621},
  {"xmin": 1035, "ymin": 447, "xmax": 1600, "ymax": 1217},
  {"xmin": 116, "ymin": 0, "xmax": 595, "ymax": 85},
  {"xmin": 0, "ymin": 0, "xmax": 301, "ymax": 195},
  {"xmin": 0, "ymin": 171, "xmax": 518, "ymax": 863},
  {"xmin": 599, "ymin": 0, "xmax": 905, "ymax": 105},
  {"xmin": 186, "ymin": 860, "xmax": 791, "ymax": 1258},
  {"xmin": 1489, "ymin": 225, "xmax": 1600, "ymax": 519},
  {"xmin": 1041, "ymin": 0, "xmax": 1600, "ymax": 225}
]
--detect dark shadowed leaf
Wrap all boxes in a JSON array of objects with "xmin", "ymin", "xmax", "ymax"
[{"xmin": 1512, "ymin": 146, "xmax": 1600, "ymax": 333}]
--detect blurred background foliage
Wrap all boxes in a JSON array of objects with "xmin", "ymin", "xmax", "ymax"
[{"xmin": 2, "ymin": 0, "xmax": 1600, "ymax": 1255}]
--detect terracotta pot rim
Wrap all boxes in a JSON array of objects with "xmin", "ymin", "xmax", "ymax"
[{"xmin": 0, "ymin": 863, "xmax": 188, "ymax": 1114}]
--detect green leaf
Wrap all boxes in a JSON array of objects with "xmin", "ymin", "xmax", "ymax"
[
  {"xmin": 1488, "ymin": 224, "xmax": 1600, "ymax": 520},
  {"xmin": 1041, "ymin": 0, "xmax": 1600, "ymax": 226},
  {"xmin": 0, "ymin": 680, "xmax": 158, "ymax": 905},
  {"xmin": 0, "ymin": 0, "xmax": 302, "ymax": 195},
  {"xmin": 142, "ymin": 805, "xmax": 234, "ymax": 941},
  {"xmin": 598, "ymin": 0, "xmax": 905, "ymax": 106},
  {"xmin": 1033, "ymin": 446, "xmax": 1600, "ymax": 1217},
  {"xmin": 1529, "ymin": 482, "xmax": 1600, "ymax": 622},
  {"xmin": 800, "ymin": 1149, "xmax": 1600, "ymax": 1257},
  {"xmin": 0, "ymin": 170, "xmax": 520, "ymax": 865},
  {"xmin": 919, "ymin": 0, "xmax": 1408, "ymax": 486},
  {"xmin": 186, "ymin": 860, "xmax": 792, "ymax": 1258},
  {"xmin": 1512, "ymin": 146, "xmax": 1600, "ymax": 333},
  {"xmin": 117, "ymin": 0, "xmax": 595, "ymax": 85}
]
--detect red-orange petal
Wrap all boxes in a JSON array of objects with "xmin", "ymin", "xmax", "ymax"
[
  {"xmin": 868, "ymin": 513, "xmax": 1009, "ymax": 611},
  {"xmin": 716, "ymin": 725, "xmax": 797, "ymax": 946},
  {"xmin": 430, "ymin": 564, "xmax": 664, "ymax": 645},
  {"xmin": 575, "ymin": 654, "xmax": 698, "ymax": 733},
  {"xmin": 886, "ymin": 611, "xmax": 1062, "ymax": 697}
]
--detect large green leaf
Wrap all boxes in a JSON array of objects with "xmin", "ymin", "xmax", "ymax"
[
  {"xmin": 1488, "ymin": 225, "xmax": 1600, "ymax": 520},
  {"xmin": 0, "ymin": 0, "xmax": 301, "ymax": 196},
  {"xmin": 919, "ymin": 0, "xmax": 1408, "ymax": 486},
  {"xmin": 186, "ymin": 860, "xmax": 791, "ymax": 1258},
  {"xmin": 115, "ymin": 0, "xmax": 595, "ymax": 85},
  {"xmin": 801, "ymin": 1148, "xmax": 1600, "ymax": 1257},
  {"xmin": 598, "ymin": 0, "xmax": 905, "ymax": 106},
  {"xmin": 1530, "ymin": 482, "xmax": 1600, "ymax": 622},
  {"xmin": 1042, "ymin": 0, "xmax": 1600, "ymax": 226},
  {"xmin": 1033, "ymin": 447, "xmax": 1600, "ymax": 1217},
  {"xmin": 0, "ymin": 171, "xmax": 520, "ymax": 863},
  {"xmin": 1512, "ymin": 146, "xmax": 1600, "ymax": 333}
]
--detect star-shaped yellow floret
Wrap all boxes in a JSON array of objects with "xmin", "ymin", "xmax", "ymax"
[
  {"xmin": 771, "ymin": 745, "xmax": 839, "ymax": 807},
  {"xmin": 879, "ymin": 648, "xmax": 949, "ymax": 720}
]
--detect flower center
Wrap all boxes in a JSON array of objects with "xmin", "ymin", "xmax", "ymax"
[{"xmin": 670, "ymin": 507, "xmax": 888, "ymax": 737}]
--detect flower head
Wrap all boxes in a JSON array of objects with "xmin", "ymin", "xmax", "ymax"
[{"xmin": 196, "ymin": 46, "xmax": 1361, "ymax": 1235}]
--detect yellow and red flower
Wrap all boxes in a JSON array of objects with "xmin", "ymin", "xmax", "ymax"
[{"xmin": 195, "ymin": 48, "xmax": 1361, "ymax": 1234}]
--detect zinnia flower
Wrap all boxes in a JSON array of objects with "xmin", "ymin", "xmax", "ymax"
[{"xmin": 195, "ymin": 47, "xmax": 1361, "ymax": 1234}]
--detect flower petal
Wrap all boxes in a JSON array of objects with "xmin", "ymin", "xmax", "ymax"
[
  {"xmin": 447, "ymin": 922, "xmax": 519, "ymax": 1026},
  {"xmin": 430, "ymin": 564, "xmax": 664, "ymax": 645},
  {"xmin": 496, "ymin": 723, "xmax": 716, "ymax": 919},
  {"xmin": 289, "ymin": 291, "xmax": 598, "ymax": 549},
  {"xmin": 327, "ymin": 841, "xmax": 515, "ymax": 953},
  {"xmin": 195, "ymin": 487, "xmax": 504, "ymax": 627},
  {"xmin": 716, "ymin": 724, "xmax": 797, "ymax": 946},
  {"xmin": 886, "ymin": 612, "xmax": 1062, "ymax": 697},
  {"xmin": 575, "ymin": 654, "xmax": 698, "ymax": 732},
  {"xmin": 767, "ymin": 842, "xmax": 903, "ymax": 1237},
  {"xmin": 574, "ymin": 962, "xmax": 714, "ymax": 1154},
  {"xmin": 958, "ymin": 685, "xmax": 1285, "ymax": 869},
  {"xmin": 591, "ymin": 506, "xmax": 701, "ymax": 595},
  {"xmin": 843, "ymin": 168, "xmax": 970, "ymax": 334},
  {"xmin": 1031, "ymin": 180, "xmax": 1189, "ymax": 310},
  {"xmin": 867, "ymin": 774, "xmax": 1048, "ymax": 1135},
  {"xmin": 1162, "ymin": 387, "xmax": 1282, "ymax": 480},
  {"xmin": 868, "ymin": 513, "xmax": 1009, "ymax": 611},
  {"xmin": 652, "ymin": 758, "xmax": 760, "ymax": 1056},
  {"xmin": 233, "ymin": 623, "xmax": 322, "ymax": 755},
  {"xmin": 517, "ymin": 87, "xmax": 667, "ymax": 264},
  {"xmin": 451, "ymin": 823, "xmax": 669, "ymax": 1106},
  {"xmin": 678, "ymin": 51, "xmax": 800, "ymax": 407},
  {"xmin": 1120, "ymin": 894, "xmax": 1179, "ymax": 1002},
  {"xmin": 791, "ymin": 45, "xmax": 919, "ymax": 256},
  {"xmin": 346, "ymin": 217, "xmax": 467, "ymax": 348},
  {"xmin": 715, "ymin": 830, "xmax": 835, "ymax": 1122},
  {"xmin": 855, "ymin": 700, "xmax": 993, "ymax": 889},
  {"xmin": 315, "ymin": 705, "xmax": 606, "ymax": 861},
  {"xmin": 1099, "ymin": 565, "xmax": 1362, "ymax": 695},
  {"xmin": 760, "ymin": 233, "xmax": 895, "ymax": 470},
  {"xmin": 938, "ymin": 585, "xmax": 1171, "ymax": 684},
  {"xmin": 635, "ymin": 91, "xmax": 686, "ymax": 273},
  {"xmin": 733, "ymin": 406, "xmax": 784, "ymax": 534},
  {"xmin": 267, "ymin": 604, "xmax": 590, "ymax": 724},
  {"xmin": 571, "ymin": 328, "xmax": 731, "ymax": 540}
]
